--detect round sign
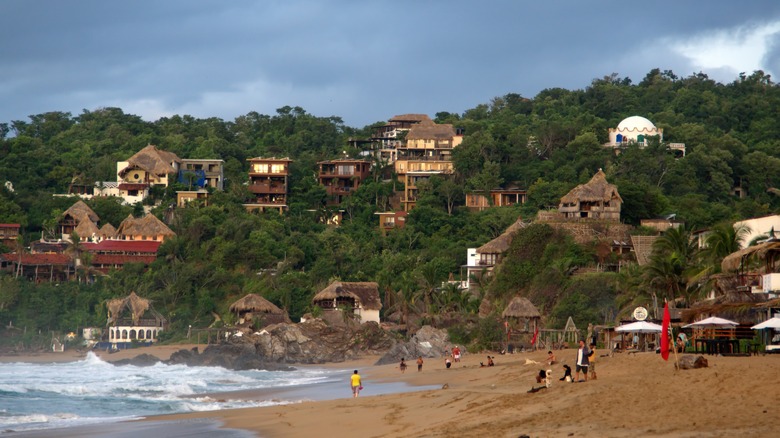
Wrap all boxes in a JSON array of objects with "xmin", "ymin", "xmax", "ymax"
[{"xmin": 633, "ymin": 306, "xmax": 648, "ymax": 321}]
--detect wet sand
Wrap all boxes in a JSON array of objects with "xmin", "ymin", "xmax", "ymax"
[{"xmin": 5, "ymin": 346, "xmax": 780, "ymax": 437}]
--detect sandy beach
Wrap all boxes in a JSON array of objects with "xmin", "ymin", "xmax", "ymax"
[{"xmin": 5, "ymin": 345, "xmax": 780, "ymax": 437}]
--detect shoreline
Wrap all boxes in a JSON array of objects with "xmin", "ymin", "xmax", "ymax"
[{"xmin": 4, "ymin": 346, "xmax": 780, "ymax": 437}]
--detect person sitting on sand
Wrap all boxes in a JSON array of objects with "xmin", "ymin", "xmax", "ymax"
[
  {"xmin": 547, "ymin": 351, "xmax": 557, "ymax": 365},
  {"xmin": 559, "ymin": 364, "xmax": 572, "ymax": 382},
  {"xmin": 488, "ymin": 356, "xmax": 494, "ymax": 366},
  {"xmin": 536, "ymin": 369, "xmax": 547, "ymax": 383},
  {"xmin": 400, "ymin": 358, "xmax": 408, "ymax": 373},
  {"xmin": 445, "ymin": 356, "xmax": 452, "ymax": 369},
  {"xmin": 416, "ymin": 356, "xmax": 423, "ymax": 372}
]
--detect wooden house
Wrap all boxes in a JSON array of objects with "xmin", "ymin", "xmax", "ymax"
[
  {"xmin": 0, "ymin": 223, "xmax": 20, "ymax": 248},
  {"xmin": 465, "ymin": 187, "xmax": 527, "ymax": 212},
  {"xmin": 244, "ymin": 157, "xmax": 292, "ymax": 213},
  {"xmin": 229, "ymin": 294, "xmax": 291, "ymax": 327},
  {"xmin": 317, "ymin": 159, "xmax": 371, "ymax": 205},
  {"xmin": 312, "ymin": 281, "xmax": 382, "ymax": 324},
  {"xmin": 558, "ymin": 169, "xmax": 622, "ymax": 221}
]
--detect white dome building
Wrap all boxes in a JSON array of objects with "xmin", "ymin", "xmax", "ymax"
[{"xmin": 608, "ymin": 116, "xmax": 662, "ymax": 145}]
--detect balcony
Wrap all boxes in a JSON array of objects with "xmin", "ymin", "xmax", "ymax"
[{"xmin": 248, "ymin": 183, "xmax": 287, "ymax": 194}]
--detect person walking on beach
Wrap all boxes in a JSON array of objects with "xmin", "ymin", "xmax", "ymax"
[
  {"xmin": 445, "ymin": 356, "xmax": 452, "ymax": 369},
  {"xmin": 351, "ymin": 370, "xmax": 362, "ymax": 397},
  {"xmin": 588, "ymin": 343, "xmax": 597, "ymax": 380},
  {"xmin": 416, "ymin": 356, "xmax": 424, "ymax": 372},
  {"xmin": 575, "ymin": 340, "xmax": 589, "ymax": 382},
  {"xmin": 400, "ymin": 358, "xmax": 408, "ymax": 373},
  {"xmin": 452, "ymin": 345, "xmax": 461, "ymax": 362}
]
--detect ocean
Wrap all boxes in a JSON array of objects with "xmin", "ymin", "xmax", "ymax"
[{"xmin": 0, "ymin": 352, "xmax": 349, "ymax": 435}]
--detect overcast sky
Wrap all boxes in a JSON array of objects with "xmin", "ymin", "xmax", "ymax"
[{"xmin": 2, "ymin": 1, "xmax": 779, "ymax": 129}]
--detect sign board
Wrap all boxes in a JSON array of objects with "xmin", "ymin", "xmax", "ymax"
[{"xmin": 633, "ymin": 306, "xmax": 648, "ymax": 321}]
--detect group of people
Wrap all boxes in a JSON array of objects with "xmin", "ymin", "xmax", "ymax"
[{"xmin": 398, "ymin": 356, "xmax": 425, "ymax": 373}]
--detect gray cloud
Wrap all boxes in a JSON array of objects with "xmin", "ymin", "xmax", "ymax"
[{"xmin": 2, "ymin": 1, "xmax": 780, "ymax": 127}]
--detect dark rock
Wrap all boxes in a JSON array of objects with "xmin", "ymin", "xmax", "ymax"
[
  {"xmin": 676, "ymin": 355, "xmax": 708, "ymax": 370},
  {"xmin": 111, "ymin": 353, "xmax": 162, "ymax": 367}
]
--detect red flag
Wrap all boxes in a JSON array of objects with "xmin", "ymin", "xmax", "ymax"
[
  {"xmin": 530, "ymin": 326, "xmax": 539, "ymax": 345},
  {"xmin": 661, "ymin": 302, "xmax": 671, "ymax": 361}
]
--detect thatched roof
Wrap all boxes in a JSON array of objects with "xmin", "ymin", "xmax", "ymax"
[
  {"xmin": 721, "ymin": 241, "xmax": 780, "ymax": 272},
  {"xmin": 116, "ymin": 214, "xmax": 175, "ymax": 238},
  {"xmin": 477, "ymin": 217, "xmax": 527, "ymax": 254},
  {"xmin": 560, "ymin": 169, "xmax": 622, "ymax": 204},
  {"xmin": 106, "ymin": 291, "xmax": 152, "ymax": 325},
  {"xmin": 99, "ymin": 223, "xmax": 117, "ymax": 239},
  {"xmin": 62, "ymin": 200, "xmax": 100, "ymax": 223},
  {"xmin": 389, "ymin": 114, "xmax": 431, "ymax": 123},
  {"xmin": 406, "ymin": 120, "xmax": 457, "ymax": 141},
  {"xmin": 230, "ymin": 294, "xmax": 284, "ymax": 314},
  {"xmin": 502, "ymin": 296, "xmax": 541, "ymax": 319},
  {"xmin": 74, "ymin": 218, "xmax": 100, "ymax": 239},
  {"xmin": 119, "ymin": 145, "xmax": 181, "ymax": 178},
  {"xmin": 312, "ymin": 281, "xmax": 382, "ymax": 310}
]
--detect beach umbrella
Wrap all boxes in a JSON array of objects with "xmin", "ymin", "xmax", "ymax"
[
  {"xmin": 751, "ymin": 317, "xmax": 780, "ymax": 330},
  {"xmin": 682, "ymin": 316, "xmax": 739, "ymax": 328},
  {"xmin": 615, "ymin": 321, "xmax": 663, "ymax": 333}
]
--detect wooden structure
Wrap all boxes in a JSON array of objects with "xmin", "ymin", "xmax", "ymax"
[
  {"xmin": 476, "ymin": 217, "xmax": 526, "ymax": 269},
  {"xmin": 559, "ymin": 169, "xmax": 622, "ymax": 221},
  {"xmin": 0, "ymin": 223, "xmax": 20, "ymax": 248},
  {"xmin": 105, "ymin": 292, "xmax": 166, "ymax": 344},
  {"xmin": 375, "ymin": 211, "xmax": 407, "ymax": 235},
  {"xmin": 312, "ymin": 281, "xmax": 382, "ymax": 324},
  {"xmin": 317, "ymin": 159, "xmax": 371, "ymax": 205},
  {"xmin": 244, "ymin": 157, "xmax": 292, "ymax": 213},
  {"xmin": 58, "ymin": 200, "xmax": 100, "ymax": 240},
  {"xmin": 465, "ymin": 186, "xmax": 527, "ymax": 212},
  {"xmin": 229, "ymin": 293, "xmax": 290, "ymax": 327}
]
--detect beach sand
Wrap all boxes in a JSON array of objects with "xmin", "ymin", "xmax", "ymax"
[{"xmin": 5, "ymin": 345, "xmax": 780, "ymax": 437}]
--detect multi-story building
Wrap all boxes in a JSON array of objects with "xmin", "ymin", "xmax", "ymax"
[
  {"xmin": 317, "ymin": 159, "xmax": 371, "ymax": 205},
  {"xmin": 244, "ymin": 157, "xmax": 292, "ymax": 213},
  {"xmin": 368, "ymin": 114, "xmax": 432, "ymax": 164},
  {"xmin": 394, "ymin": 120, "xmax": 463, "ymax": 211},
  {"xmin": 178, "ymin": 159, "xmax": 224, "ymax": 190},
  {"xmin": 0, "ymin": 223, "xmax": 20, "ymax": 248}
]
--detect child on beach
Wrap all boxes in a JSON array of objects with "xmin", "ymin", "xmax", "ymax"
[
  {"xmin": 445, "ymin": 356, "xmax": 452, "ymax": 369},
  {"xmin": 547, "ymin": 351, "xmax": 557, "ymax": 365},
  {"xmin": 416, "ymin": 356, "xmax": 423, "ymax": 372},
  {"xmin": 559, "ymin": 364, "xmax": 572, "ymax": 382},
  {"xmin": 400, "ymin": 358, "xmax": 407, "ymax": 373}
]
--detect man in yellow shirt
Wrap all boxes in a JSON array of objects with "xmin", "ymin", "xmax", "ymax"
[
  {"xmin": 588, "ymin": 343, "xmax": 597, "ymax": 380},
  {"xmin": 351, "ymin": 370, "xmax": 362, "ymax": 397}
]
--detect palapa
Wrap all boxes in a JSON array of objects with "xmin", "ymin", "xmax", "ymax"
[
  {"xmin": 99, "ymin": 223, "xmax": 117, "ymax": 239},
  {"xmin": 62, "ymin": 200, "xmax": 100, "ymax": 223},
  {"xmin": 230, "ymin": 294, "xmax": 284, "ymax": 315},
  {"xmin": 74, "ymin": 218, "xmax": 100, "ymax": 239},
  {"xmin": 559, "ymin": 169, "xmax": 623, "ymax": 204},
  {"xmin": 106, "ymin": 291, "xmax": 152, "ymax": 325},
  {"xmin": 406, "ymin": 120, "xmax": 457, "ymax": 141},
  {"xmin": 116, "ymin": 214, "xmax": 175, "ymax": 239},
  {"xmin": 312, "ymin": 281, "xmax": 382, "ymax": 310},
  {"xmin": 720, "ymin": 241, "xmax": 780, "ymax": 272},
  {"xmin": 119, "ymin": 145, "xmax": 181, "ymax": 178},
  {"xmin": 502, "ymin": 296, "xmax": 541, "ymax": 319},
  {"xmin": 389, "ymin": 114, "xmax": 431, "ymax": 123},
  {"xmin": 477, "ymin": 217, "xmax": 527, "ymax": 254}
]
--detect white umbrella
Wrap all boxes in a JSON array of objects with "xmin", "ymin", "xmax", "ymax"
[
  {"xmin": 615, "ymin": 321, "xmax": 663, "ymax": 333},
  {"xmin": 683, "ymin": 316, "xmax": 739, "ymax": 328},
  {"xmin": 751, "ymin": 317, "xmax": 780, "ymax": 330}
]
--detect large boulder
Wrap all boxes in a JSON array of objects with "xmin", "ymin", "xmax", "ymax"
[{"xmin": 375, "ymin": 325, "xmax": 450, "ymax": 365}]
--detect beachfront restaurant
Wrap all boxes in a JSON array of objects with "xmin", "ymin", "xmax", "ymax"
[{"xmin": 104, "ymin": 292, "xmax": 166, "ymax": 348}]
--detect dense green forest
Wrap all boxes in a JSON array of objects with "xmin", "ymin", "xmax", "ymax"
[{"xmin": 1, "ymin": 69, "xmax": 780, "ymax": 349}]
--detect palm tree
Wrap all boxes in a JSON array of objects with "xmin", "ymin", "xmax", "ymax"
[
  {"xmin": 64, "ymin": 231, "xmax": 84, "ymax": 280},
  {"xmin": 644, "ymin": 226, "xmax": 700, "ymax": 307}
]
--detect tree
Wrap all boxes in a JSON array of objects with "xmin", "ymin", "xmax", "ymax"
[{"xmin": 467, "ymin": 161, "xmax": 504, "ymax": 206}]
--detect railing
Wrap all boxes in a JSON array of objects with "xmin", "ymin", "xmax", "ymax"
[{"xmin": 248, "ymin": 184, "xmax": 286, "ymax": 194}]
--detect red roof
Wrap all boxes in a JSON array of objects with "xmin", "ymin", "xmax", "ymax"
[
  {"xmin": 0, "ymin": 253, "xmax": 69, "ymax": 265},
  {"xmin": 0, "ymin": 224, "xmax": 21, "ymax": 228},
  {"xmin": 82, "ymin": 240, "xmax": 161, "ymax": 253}
]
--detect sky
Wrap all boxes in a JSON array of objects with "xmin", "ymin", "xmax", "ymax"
[{"xmin": 2, "ymin": 1, "xmax": 780, "ymax": 129}]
